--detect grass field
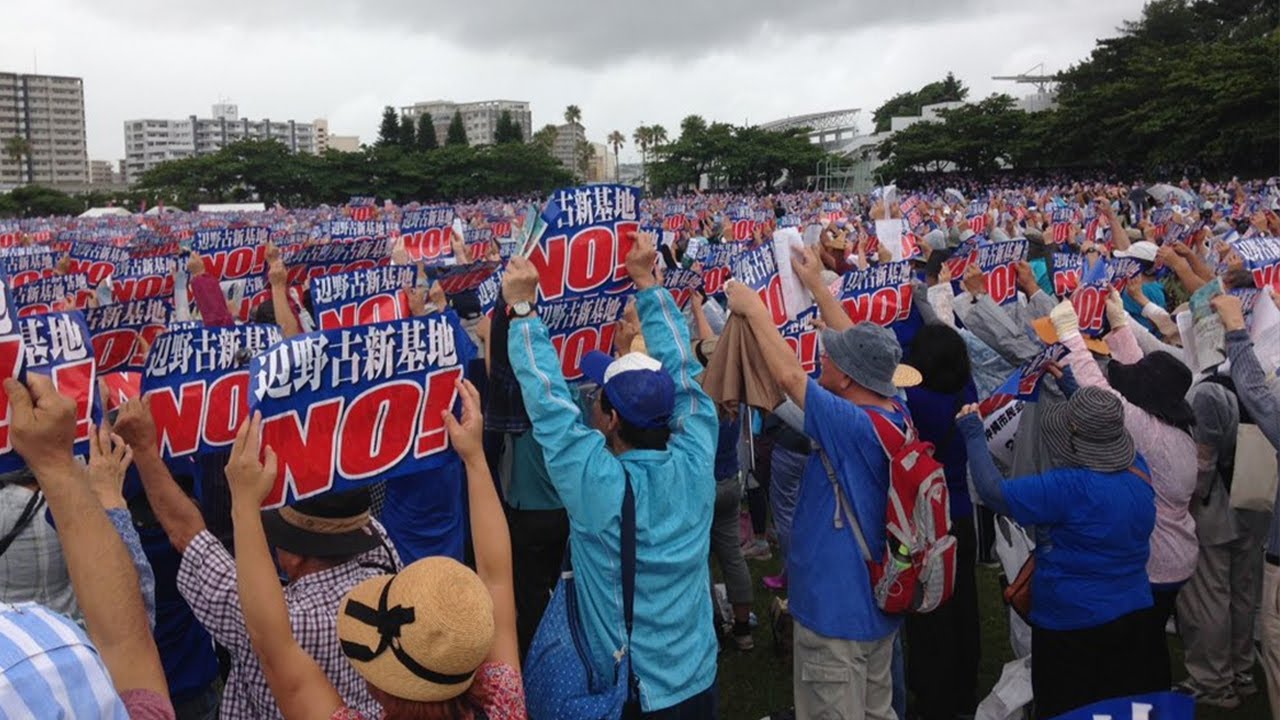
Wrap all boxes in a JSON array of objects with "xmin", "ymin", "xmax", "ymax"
[{"xmin": 716, "ymin": 553, "xmax": 1272, "ymax": 719}]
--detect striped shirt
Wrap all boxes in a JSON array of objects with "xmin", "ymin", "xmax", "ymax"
[
  {"xmin": 0, "ymin": 602, "xmax": 128, "ymax": 719},
  {"xmin": 0, "ymin": 485, "xmax": 77, "ymax": 620},
  {"xmin": 177, "ymin": 524, "xmax": 400, "ymax": 720}
]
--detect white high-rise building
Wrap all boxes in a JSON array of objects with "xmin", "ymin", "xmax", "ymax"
[
  {"xmin": 0, "ymin": 71, "xmax": 89, "ymax": 188},
  {"xmin": 400, "ymin": 99, "xmax": 532, "ymax": 146},
  {"xmin": 123, "ymin": 104, "xmax": 321, "ymax": 180}
]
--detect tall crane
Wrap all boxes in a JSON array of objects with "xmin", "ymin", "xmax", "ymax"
[{"xmin": 992, "ymin": 63, "xmax": 1058, "ymax": 94}]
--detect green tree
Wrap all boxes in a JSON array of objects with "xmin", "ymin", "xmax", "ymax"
[
  {"xmin": 875, "ymin": 94, "xmax": 1027, "ymax": 176},
  {"xmin": 3, "ymin": 136, "xmax": 32, "ymax": 182},
  {"xmin": 494, "ymin": 110, "xmax": 523, "ymax": 144},
  {"xmin": 377, "ymin": 106, "xmax": 401, "ymax": 146},
  {"xmin": 871, "ymin": 72, "xmax": 969, "ymax": 132},
  {"xmin": 607, "ymin": 130, "xmax": 625, "ymax": 182},
  {"xmin": 446, "ymin": 110, "xmax": 468, "ymax": 146},
  {"xmin": 532, "ymin": 124, "xmax": 559, "ymax": 152},
  {"xmin": 398, "ymin": 114, "xmax": 416, "ymax": 147},
  {"xmin": 649, "ymin": 122, "xmax": 827, "ymax": 193},
  {"xmin": 0, "ymin": 185, "xmax": 85, "ymax": 218},
  {"xmin": 563, "ymin": 105, "xmax": 582, "ymax": 126},
  {"xmin": 679, "ymin": 115, "xmax": 707, "ymax": 138},
  {"xmin": 416, "ymin": 113, "xmax": 438, "ymax": 151}
]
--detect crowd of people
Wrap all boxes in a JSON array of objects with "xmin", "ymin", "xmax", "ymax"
[{"xmin": 0, "ymin": 175, "xmax": 1278, "ymax": 720}]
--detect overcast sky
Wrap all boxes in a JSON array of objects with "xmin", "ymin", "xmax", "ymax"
[{"xmin": 2, "ymin": 0, "xmax": 1148, "ymax": 164}]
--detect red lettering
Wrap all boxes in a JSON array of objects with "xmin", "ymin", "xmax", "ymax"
[
  {"xmin": 566, "ymin": 227, "xmax": 615, "ymax": 292},
  {"xmin": 146, "ymin": 381, "xmax": 206, "ymax": 457},
  {"xmin": 68, "ymin": 260, "xmax": 116, "ymax": 286},
  {"xmin": 338, "ymin": 382, "xmax": 423, "ymax": 479},
  {"xmin": 113, "ymin": 275, "xmax": 174, "ymax": 302},
  {"xmin": 1073, "ymin": 286, "xmax": 1106, "ymax": 332},
  {"xmin": 758, "ymin": 275, "xmax": 787, "ymax": 327},
  {"xmin": 204, "ymin": 246, "xmax": 266, "ymax": 281},
  {"xmin": 417, "ymin": 367, "xmax": 464, "ymax": 458},
  {"xmin": 261, "ymin": 398, "xmax": 344, "ymax": 507},
  {"xmin": 1253, "ymin": 264, "xmax": 1280, "ymax": 292},
  {"xmin": 551, "ymin": 325, "xmax": 617, "ymax": 381},
  {"xmin": 203, "ymin": 372, "xmax": 249, "ymax": 448},
  {"xmin": 92, "ymin": 328, "xmax": 141, "ymax": 374},
  {"xmin": 986, "ymin": 264, "xmax": 1016, "ymax": 305},
  {"xmin": 702, "ymin": 266, "xmax": 731, "ymax": 296},
  {"xmin": 51, "ymin": 359, "xmax": 95, "ymax": 443}
]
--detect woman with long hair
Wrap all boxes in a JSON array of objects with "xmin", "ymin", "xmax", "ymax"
[{"xmin": 225, "ymin": 379, "xmax": 523, "ymax": 720}]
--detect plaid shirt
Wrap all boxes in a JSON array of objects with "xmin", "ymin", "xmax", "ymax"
[{"xmin": 176, "ymin": 522, "xmax": 400, "ymax": 720}]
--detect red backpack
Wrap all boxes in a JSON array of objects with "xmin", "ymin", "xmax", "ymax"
[{"xmin": 819, "ymin": 402, "xmax": 957, "ymax": 614}]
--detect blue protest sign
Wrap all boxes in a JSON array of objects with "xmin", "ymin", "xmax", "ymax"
[
  {"xmin": 661, "ymin": 267, "xmax": 703, "ymax": 310},
  {"xmin": 0, "ymin": 247, "xmax": 56, "ymax": 287},
  {"xmin": 1231, "ymin": 235, "xmax": 1280, "ymax": 291},
  {"xmin": 0, "ymin": 280, "xmax": 21, "ymax": 464},
  {"xmin": 85, "ymin": 298, "xmax": 171, "ymax": 374},
  {"xmin": 191, "ymin": 227, "xmax": 271, "ymax": 280},
  {"xmin": 68, "ymin": 241, "xmax": 131, "ymax": 285},
  {"xmin": 839, "ymin": 260, "xmax": 914, "ymax": 327},
  {"xmin": 780, "ymin": 307, "xmax": 820, "ymax": 378},
  {"xmin": 13, "ymin": 274, "xmax": 93, "ymax": 317},
  {"xmin": 141, "ymin": 324, "xmax": 283, "ymax": 461},
  {"xmin": 285, "ymin": 238, "xmax": 391, "ymax": 285},
  {"xmin": 248, "ymin": 313, "xmax": 476, "ymax": 508},
  {"xmin": 701, "ymin": 243, "xmax": 741, "ymax": 297},
  {"xmin": 400, "ymin": 206, "xmax": 456, "ymax": 265},
  {"xmin": 975, "ymin": 239, "xmax": 1027, "ymax": 306},
  {"xmin": 112, "ymin": 255, "xmax": 177, "ymax": 302},
  {"xmin": 311, "ymin": 265, "xmax": 415, "ymax": 330},
  {"xmin": 0, "ymin": 312, "xmax": 99, "ymax": 474},
  {"xmin": 1052, "ymin": 252, "xmax": 1083, "ymax": 297},
  {"xmin": 732, "ymin": 243, "xmax": 786, "ymax": 327},
  {"xmin": 325, "ymin": 219, "xmax": 392, "ymax": 243}
]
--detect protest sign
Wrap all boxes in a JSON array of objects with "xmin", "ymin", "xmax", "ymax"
[
  {"xmin": 112, "ymin": 255, "xmax": 177, "ymax": 302},
  {"xmin": 967, "ymin": 201, "xmax": 990, "ymax": 235},
  {"xmin": 141, "ymin": 324, "xmax": 283, "ymax": 460},
  {"xmin": 780, "ymin": 307, "xmax": 820, "ymax": 378},
  {"xmin": 85, "ymin": 298, "xmax": 170, "ymax": 374},
  {"xmin": 0, "ymin": 281, "xmax": 20, "ymax": 463},
  {"xmin": 191, "ymin": 227, "xmax": 271, "ymax": 280},
  {"xmin": 285, "ymin": 238, "xmax": 391, "ymax": 285},
  {"xmin": 661, "ymin": 267, "xmax": 703, "ymax": 311},
  {"xmin": 701, "ymin": 243, "xmax": 740, "ymax": 297},
  {"xmin": 838, "ymin": 260, "xmax": 914, "ymax": 327},
  {"xmin": 400, "ymin": 206, "xmax": 456, "ymax": 264},
  {"xmin": 463, "ymin": 225, "xmax": 496, "ymax": 263},
  {"xmin": 1108, "ymin": 256, "xmax": 1146, "ymax": 290},
  {"xmin": 476, "ymin": 268, "xmax": 503, "ymax": 317},
  {"xmin": 224, "ymin": 276, "xmax": 273, "ymax": 323},
  {"xmin": 1052, "ymin": 253, "xmax": 1083, "ymax": 297},
  {"xmin": 1231, "ymin": 235, "xmax": 1280, "ymax": 291},
  {"xmin": 527, "ymin": 185, "xmax": 641, "ymax": 303},
  {"xmin": 975, "ymin": 240, "xmax": 1027, "ymax": 306},
  {"xmin": 248, "ymin": 313, "xmax": 475, "ymax": 508},
  {"xmin": 310, "ymin": 265, "xmax": 415, "ymax": 330},
  {"xmin": 731, "ymin": 243, "xmax": 787, "ymax": 327},
  {"xmin": 432, "ymin": 261, "xmax": 500, "ymax": 297},
  {"xmin": 326, "ymin": 219, "xmax": 392, "ymax": 242},
  {"xmin": 13, "ymin": 274, "xmax": 94, "ymax": 317},
  {"xmin": 0, "ymin": 312, "xmax": 98, "ymax": 474},
  {"xmin": 68, "ymin": 241, "xmax": 131, "ymax": 285},
  {"xmin": 1071, "ymin": 256, "xmax": 1111, "ymax": 337},
  {"xmin": 0, "ymin": 247, "xmax": 56, "ymax": 288},
  {"xmin": 1050, "ymin": 208, "xmax": 1075, "ymax": 244}
]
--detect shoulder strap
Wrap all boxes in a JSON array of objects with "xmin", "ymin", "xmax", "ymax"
[
  {"xmin": 863, "ymin": 403, "xmax": 913, "ymax": 459},
  {"xmin": 620, "ymin": 470, "xmax": 637, "ymax": 639},
  {"xmin": 818, "ymin": 450, "xmax": 873, "ymax": 563},
  {"xmin": 1127, "ymin": 463, "xmax": 1151, "ymax": 484},
  {"xmin": 0, "ymin": 491, "xmax": 45, "ymax": 558}
]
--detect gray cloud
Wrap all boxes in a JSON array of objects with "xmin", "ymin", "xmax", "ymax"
[{"xmin": 66, "ymin": 0, "xmax": 993, "ymax": 66}]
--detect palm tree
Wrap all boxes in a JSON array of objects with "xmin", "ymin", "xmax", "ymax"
[
  {"xmin": 607, "ymin": 130, "xmax": 625, "ymax": 183},
  {"xmin": 632, "ymin": 126, "xmax": 652, "ymax": 165},
  {"xmin": 650, "ymin": 124, "xmax": 669, "ymax": 148},
  {"xmin": 3, "ymin": 136, "xmax": 32, "ymax": 183},
  {"xmin": 563, "ymin": 106, "xmax": 583, "ymax": 179}
]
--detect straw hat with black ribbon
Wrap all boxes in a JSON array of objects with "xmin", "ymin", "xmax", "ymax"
[{"xmin": 337, "ymin": 556, "xmax": 495, "ymax": 703}]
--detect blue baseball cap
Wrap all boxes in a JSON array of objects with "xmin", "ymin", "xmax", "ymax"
[{"xmin": 580, "ymin": 351, "xmax": 675, "ymax": 429}]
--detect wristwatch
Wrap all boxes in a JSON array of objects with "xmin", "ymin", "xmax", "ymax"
[{"xmin": 509, "ymin": 301, "xmax": 535, "ymax": 318}]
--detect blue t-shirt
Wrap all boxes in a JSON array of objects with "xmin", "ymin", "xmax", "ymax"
[
  {"xmin": 788, "ymin": 379, "xmax": 902, "ymax": 642},
  {"xmin": 1003, "ymin": 461, "xmax": 1156, "ymax": 631},
  {"xmin": 1121, "ymin": 280, "xmax": 1165, "ymax": 333},
  {"xmin": 381, "ymin": 459, "xmax": 466, "ymax": 564},
  {"xmin": 904, "ymin": 382, "xmax": 978, "ymax": 521}
]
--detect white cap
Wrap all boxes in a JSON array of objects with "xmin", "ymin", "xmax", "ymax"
[{"xmin": 1114, "ymin": 240, "xmax": 1158, "ymax": 264}]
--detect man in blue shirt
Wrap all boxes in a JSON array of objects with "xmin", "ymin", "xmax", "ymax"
[
  {"xmin": 503, "ymin": 234, "xmax": 719, "ymax": 717},
  {"xmin": 725, "ymin": 244, "xmax": 922, "ymax": 720}
]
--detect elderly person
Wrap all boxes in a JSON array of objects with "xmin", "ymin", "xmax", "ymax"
[{"xmin": 957, "ymin": 386, "xmax": 1162, "ymax": 719}]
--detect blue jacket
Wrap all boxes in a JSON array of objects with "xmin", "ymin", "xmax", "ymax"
[{"xmin": 509, "ymin": 286, "xmax": 718, "ymax": 711}]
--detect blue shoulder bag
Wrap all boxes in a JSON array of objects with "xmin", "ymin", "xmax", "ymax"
[{"xmin": 522, "ymin": 473, "xmax": 636, "ymax": 720}]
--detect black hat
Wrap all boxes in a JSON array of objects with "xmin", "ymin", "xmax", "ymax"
[
  {"xmin": 1106, "ymin": 351, "xmax": 1195, "ymax": 432},
  {"xmin": 261, "ymin": 488, "xmax": 382, "ymax": 558}
]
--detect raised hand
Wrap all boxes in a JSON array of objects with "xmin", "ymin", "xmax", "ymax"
[
  {"xmin": 624, "ymin": 231, "xmax": 658, "ymax": 290},
  {"xmin": 4, "ymin": 374, "xmax": 78, "ymax": 477},
  {"xmin": 502, "ymin": 256, "xmax": 540, "ymax": 306},
  {"xmin": 442, "ymin": 379, "xmax": 484, "ymax": 462},
  {"xmin": 226, "ymin": 412, "xmax": 278, "ymax": 508}
]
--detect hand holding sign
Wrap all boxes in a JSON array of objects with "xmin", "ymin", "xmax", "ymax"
[
  {"xmin": 962, "ymin": 263, "xmax": 986, "ymax": 296},
  {"xmin": 114, "ymin": 397, "xmax": 159, "ymax": 457},
  {"xmin": 4, "ymin": 374, "xmax": 79, "ymax": 478},
  {"xmin": 226, "ymin": 411, "xmax": 278, "ymax": 509},
  {"xmin": 503, "ymin": 256, "xmax": 540, "ymax": 306},
  {"xmin": 1211, "ymin": 294, "xmax": 1245, "ymax": 332},
  {"xmin": 441, "ymin": 379, "xmax": 484, "ymax": 463},
  {"xmin": 625, "ymin": 232, "xmax": 658, "ymax": 291},
  {"xmin": 724, "ymin": 279, "xmax": 767, "ymax": 320},
  {"xmin": 790, "ymin": 244, "xmax": 824, "ymax": 289}
]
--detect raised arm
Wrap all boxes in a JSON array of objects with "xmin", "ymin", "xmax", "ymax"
[
  {"xmin": 5, "ymin": 376, "xmax": 170, "ymax": 702},
  {"xmin": 724, "ymin": 280, "xmax": 809, "ymax": 409},
  {"xmin": 627, "ymin": 234, "xmax": 716, "ymax": 454},
  {"xmin": 85, "ymin": 424, "xmax": 155, "ymax": 631},
  {"xmin": 1102, "ymin": 293, "xmax": 1144, "ymax": 364},
  {"xmin": 268, "ymin": 258, "xmax": 302, "ymax": 339},
  {"xmin": 444, "ymin": 379, "xmax": 519, "ymax": 670},
  {"xmin": 503, "ymin": 256, "xmax": 622, "ymax": 528},
  {"xmin": 1215, "ymin": 295, "xmax": 1280, "ymax": 450},
  {"xmin": 956, "ymin": 406, "xmax": 1011, "ymax": 515},
  {"xmin": 226, "ymin": 413, "xmax": 344, "ymax": 719},
  {"xmin": 114, "ymin": 396, "xmax": 206, "ymax": 553},
  {"xmin": 791, "ymin": 244, "xmax": 852, "ymax": 331},
  {"xmin": 1098, "ymin": 198, "xmax": 1129, "ymax": 252}
]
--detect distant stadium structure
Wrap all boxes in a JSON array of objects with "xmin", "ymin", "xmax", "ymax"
[{"xmin": 758, "ymin": 108, "xmax": 861, "ymax": 152}]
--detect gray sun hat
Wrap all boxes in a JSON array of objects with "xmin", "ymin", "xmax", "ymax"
[
  {"xmin": 819, "ymin": 323, "xmax": 922, "ymax": 398},
  {"xmin": 1040, "ymin": 386, "xmax": 1136, "ymax": 473}
]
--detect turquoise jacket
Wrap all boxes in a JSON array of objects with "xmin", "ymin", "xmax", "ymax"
[{"xmin": 509, "ymin": 286, "xmax": 718, "ymax": 711}]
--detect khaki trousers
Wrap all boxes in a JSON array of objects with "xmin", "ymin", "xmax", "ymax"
[{"xmin": 793, "ymin": 621, "xmax": 896, "ymax": 720}]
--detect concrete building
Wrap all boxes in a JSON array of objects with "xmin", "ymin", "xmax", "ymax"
[
  {"xmin": 0, "ymin": 72, "xmax": 89, "ymax": 189},
  {"xmin": 314, "ymin": 118, "xmax": 361, "ymax": 153},
  {"xmin": 585, "ymin": 141, "xmax": 618, "ymax": 183},
  {"xmin": 551, "ymin": 123, "xmax": 586, "ymax": 174},
  {"xmin": 123, "ymin": 104, "xmax": 321, "ymax": 180},
  {"xmin": 400, "ymin": 99, "xmax": 532, "ymax": 146},
  {"xmin": 89, "ymin": 159, "xmax": 115, "ymax": 184}
]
